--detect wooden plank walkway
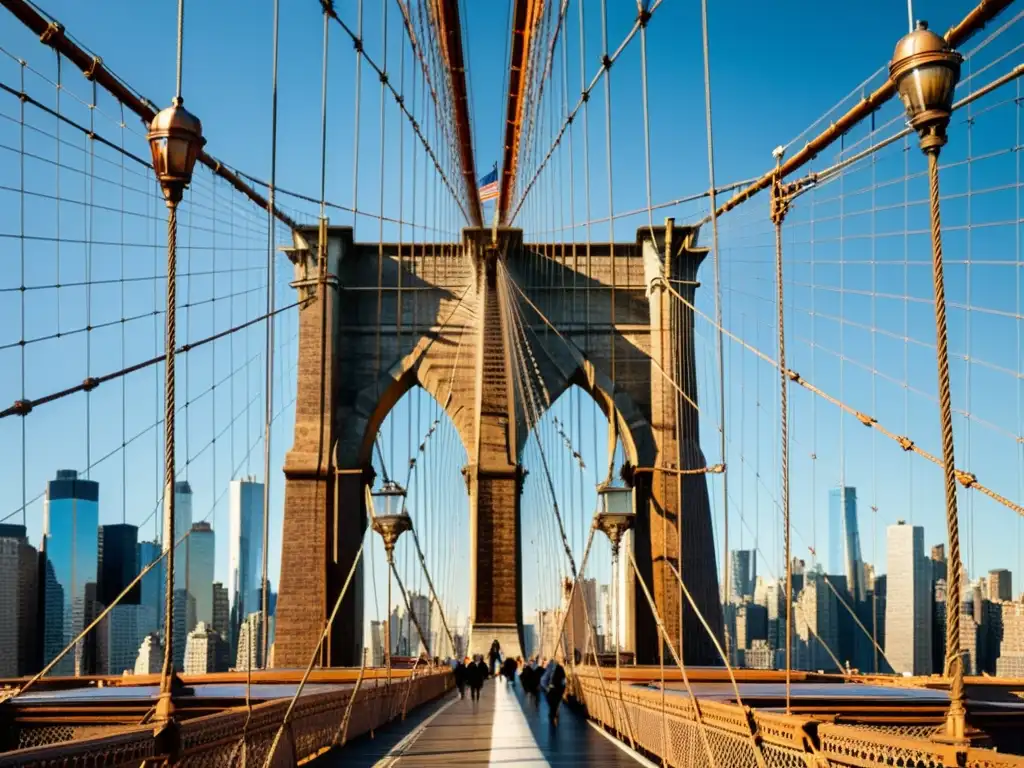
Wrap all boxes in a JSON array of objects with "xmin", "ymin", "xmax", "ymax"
[{"xmin": 313, "ymin": 676, "xmax": 654, "ymax": 766}]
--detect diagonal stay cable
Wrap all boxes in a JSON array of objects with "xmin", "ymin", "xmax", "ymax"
[
  {"xmin": 1, "ymin": 297, "xmax": 310, "ymax": 420},
  {"xmin": 321, "ymin": 0, "xmax": 470, "ymax": 224},
  {"xmin": 508, "ymin": 0, "xmax": 667, "ymax": 224},
  {"xmin": 658, "ymin": 275, "xmax": 1024, "ymax": 518}
]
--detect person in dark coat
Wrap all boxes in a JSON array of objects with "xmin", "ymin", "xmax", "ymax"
[
  {"xmin": 521, "ymin": 657, "xmax": 540, "ymax": 698},
  {"xmin": 501, "ymin": 656, "xmax": 518, "ymax": 687},
  {"xmin": 468, "ymin": 654, "xmax": 487, "ymax": 700},
  {"xmin": 540, "ymin": 658, "xmax": 567, "ymax": 725},
  {"xmin": 453, "ymin": 657, "xmax": 468, "ymax": 699},
  {"xmin": 488, "ymin": 639, "xmax": 501, "ymax": 677}
]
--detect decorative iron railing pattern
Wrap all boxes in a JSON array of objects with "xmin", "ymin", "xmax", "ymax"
[{"xmin": 0, "ymin": 670, "xmax": 453, "ymax": 767}]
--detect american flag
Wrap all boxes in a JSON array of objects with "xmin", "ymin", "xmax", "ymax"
[{"xmin": 478, "ymin": 166, "xmax": 498, "ymax": 202}]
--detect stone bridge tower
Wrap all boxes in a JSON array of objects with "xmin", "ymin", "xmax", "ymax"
[{"xmin": 272, "ymin": 221, "xmax": 723, "ymax": 668}]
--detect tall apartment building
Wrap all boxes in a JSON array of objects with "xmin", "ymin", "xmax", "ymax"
[
  {"xmin": 236, "ymin": 611, "xmax": 264, "ymax": 671},
  {"xmin": 996, "ymin": 601, "xmax": 1024, "ymax": 677},
  {"xmin": 183, "ymin": 621, "xmax": 228, "ymax": 674},
  {"xmin": 0, "ymin": 524, "xmax": 38, "ymax": 676},
  {"xmin": 989, "ymin": 569, "xmax": 1013, "ymax": 602},
  {"xmin": 794, "ymin": 569, "xmax": 839, "ymax": 672},
  {"xmin": 134, "ymin": 633, "xmax": 163, "ymax": 675},
  {"xmin": 885, "ymin": 521, "xmax": 932, "ymax": 675},
  {"xmin": 212, "ymin": 582, "xmax": 229, "ymax": 639}
]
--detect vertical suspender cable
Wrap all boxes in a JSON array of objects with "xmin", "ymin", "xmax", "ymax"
[
  {"xmin": 352, "ymin": 0, "xmax": 364, "ymax": 228},
  {"xmin": 600, "ymin": 0, "xmax": 615, "ymax": 458},
  {"xmin": 376, "ymin": 0, "xmax": 388, "ymax": 399},
  {"xmin": 119, "ymin": 102, "xmax": 126, "ymax": 524},
  {"xmin": 259, "ymin": 0, "xmax": 280, "ymax": 670},
  {"xmin": 578, "ymin": 0, "xmax": 593, "ymax": 378},
  {"xmin": 699, "ymin": 0, "xmax": 729, "ymax": 663},
  {"xmin": 85, "ymin": 79, "xmax": 95, "ymax": 480},
  {"xmin": 771, "ymin": 156, "xmax": 792, "ymax": 715},
  {"xmin": 18, "ymin": 61, "xmax": 24, "ymax": 528}
]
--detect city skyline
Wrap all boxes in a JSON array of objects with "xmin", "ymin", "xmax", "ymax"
[{"xmin": 0, "ymin": 467, "xmax": 279, "ymax": 677}]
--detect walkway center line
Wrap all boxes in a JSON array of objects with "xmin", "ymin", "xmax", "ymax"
[{"xmin": 490, "ymin": 681, "xmax": 550, "ymax": 766}]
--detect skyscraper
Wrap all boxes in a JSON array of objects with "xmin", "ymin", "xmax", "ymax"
[
  {"xmin": 598, "ymin": 584, "xmax": 612, "ymax": 649},
  {"xmin": 989, "ymin": 569, "xmax": 1012, "ymax": 602},
  {"xmin": 212, "ymin": 582, "xmax": 229, "ymax": 639},
  {"xmin": 885, "ymin": 521, "xmax": 931, "ymax": 675},
  {"xmin": 827, "ymin": 492, "xmax": 842, "ymax": 578},
  {"xmin": 100, "ymin": 603, "xmax": 139, "ymax": 675},
  {"xmin": 97, "ymin": 524, "xmax": 142, "ymax": 676},
  {"xmin": 370, "ymin": 620, "xmax": 385, "ymax": 666},
  {"xmin": 97, "ymin": 524, "xmax": 140, "ymax": 606},
  {"xmin": 793, "ymin": 568, "xmax": 839, "ymax": 672},
  {"xmin": 186, "ymin": 521, "xmax": 215, "ymax": 628},
  {"xmin": 408, "ymin": 592, "xmax": 432, "ymax": 656},
  {"xmin": 137, "ymin": 540, "xmax": 164, "ymax": 641},
  {"xmin": 0, "ymin": 524, "xmax": 38, "ymax": 676},
  {"xmin": 931, "ymin": 544, "xmax": 948, "ymax": 583},
  {"xmin": 729, "ymin": 550, "xmax": 756, "ymax": 602},
  {"xmin": 183, "ymin": 621, "xmax": 228, "ymax": 674},
  {"xmin": 172, "ymin": 588, "xmax": 196, "ymax": 671},
  {"xmin": 42, "ymin": 469, "xmax": 100, "ymax": 676},
  {"xmin": 228, "ymin": 478, "xmax": 264, "ymax": 656},
  {"xmin": 171, "ymin": 481, "xmax": 193, "ymax": 592},
  {"xmin": 829, "ymin": 487, "xmax": 863, "ymax": 601},
  {"xmin": 235, "ymin": 611, "xmax": 264, "ymax": 671}
]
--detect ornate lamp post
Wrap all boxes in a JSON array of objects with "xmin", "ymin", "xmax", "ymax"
[
  {"xmin": 889, "ymin": 21, "xmax": 974, "ymax": 747},
  {"xmin": 147, "ymin": 0, "xmax": 205, "ymax": 726},
  {"xmin": 593, "ymin": 482, "xmax": 636, "ymax": 656},
  {"xmin": 371, "ymin": 481, "xmax": 413, "ymax": 681}
]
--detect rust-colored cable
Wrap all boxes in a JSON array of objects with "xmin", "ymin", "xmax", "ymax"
[
  {"xmin": 772, "ymin": 174, "xmax": 793, "ymax": 717},
  {"xmin": 926, "ymin": 147, "xmax": 968, "ymax": 738}
]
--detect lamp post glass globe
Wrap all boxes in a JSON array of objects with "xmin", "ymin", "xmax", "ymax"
[
  {"xmin": 147, "ymin": 97, "xmax": 205, "ymax": 205},
  {"xmin": 594, "ymin": 482, "xmax": 635, "ymax": 552},
  {"xmin": 371, "ymin": 481, "xmax": 411, "ymax": 557},
  {"xmin": 888, "ymin": 21, "xmax": 962, "ymax": 151}
]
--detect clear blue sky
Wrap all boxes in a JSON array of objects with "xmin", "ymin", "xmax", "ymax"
[{"xmin": 0, "ymin": 0, "xmax": 1021, "ymax": 645}]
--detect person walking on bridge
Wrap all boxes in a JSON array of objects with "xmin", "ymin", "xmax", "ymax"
[
  {"xmin": 468, "ymin": 654, "xmax": 487, "ymax": 701},
  {"xmin": 521, "ymin": 657, "xmax": 541, "ymax": 700},
  {"xmin": 540, "ymin": 657, "xmax": 567, "ymax": 726},
  {"xmin": 453, "ymin": 656, "xmax": 468, "ymax": 699},
  {"xmin": 501, "ymin": 655, "xmax": 519, "ymax": 687},
  {"xmin": 488, "ymin": 639, "xmax": 501, "ymax": 677}
]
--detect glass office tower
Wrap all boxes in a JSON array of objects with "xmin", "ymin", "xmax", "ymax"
[
  {"xmin": 171, "ymin": 481, "xmax": 193, "ymax": 592},
  {"xmin": 829, "ymin": 487, "xmax": 864, "ymax": 602},
  {"xmin": 228, "ymin": 478, "xmax": 264, "ymax": 655},
  {"xmin": 42, "ymin": 469, "xmax": 99, "ymax": 676}
]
